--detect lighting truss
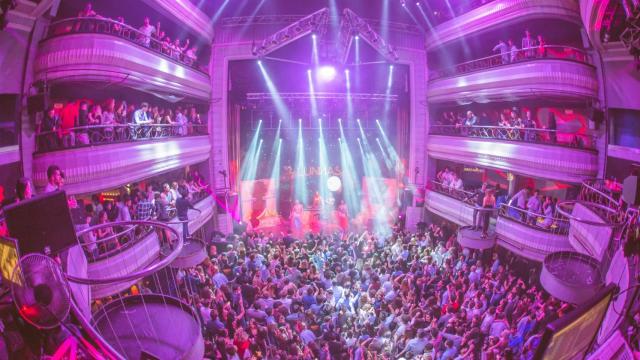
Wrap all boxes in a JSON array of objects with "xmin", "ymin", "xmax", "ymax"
[
  {"xmin": 246, "ymin": 92, "xmax": 399, "ymax": 101},
  {"xmin": 620, "ymin": 8, "xmax": 640, "ymax": 67},
  {"xmin": 338, "ymin": 9, "xmax": 400, "ymax": 64},
  {"xmin": 251, "ymin": 8, "xmax": 400, "ymax": 64},
  {"xmin": 221, "ymin": 15, "xmax": 306, "ymax": 27},
  {"xmin": 252, "ymin": 8, "xmax": 330, "ymax": 57}
]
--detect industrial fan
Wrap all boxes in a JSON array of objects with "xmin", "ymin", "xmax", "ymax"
[{"xmin": 11, "ymin": 253, "xmax": 71, "ymax": 329}]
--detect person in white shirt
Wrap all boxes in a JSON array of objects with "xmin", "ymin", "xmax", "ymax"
[
  {"xmin": 44, "ymin": 165, "xmax": 63, "ymax": 193},
  {"xmin": 138, "ymin": 17, "xmax": 156, "ymax": 48},
  {"xmin": 508, "ymin": 187, "xmax": 529, "ymax": 221},
  {"xmin": 492, "ymin": 40, "xmax": 509, "ymax": 64},
  {"xmin": 508, "ymin": 39, "xmax": 519, "ymax": 63},
  {"xmin": 526, "ymin": 190, "xmax": 541, "ymax": 224},
  {"xmin": 174, "ymin": 108, "xmax": 188, "ymax": 136},
  {"xmin": 133, "ymin": 102, "xmax": 152, "ymax": 138}
]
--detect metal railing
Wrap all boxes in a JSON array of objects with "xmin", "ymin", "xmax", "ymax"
[
  {"xmin": 429, "ymin": 45, "xmax": 592, "ymax": 80},
  {"xmin": 429, "ymin": 124, "xmax": 596, "ymax": 150},
  {"xmin": 428, "ymin": 179, "xmax": 477, "ymax": 206},
  {"xmin": 498, "ymin": 203, "xmax": 570, "ymax": 236},
  {"xmin": 44, "ymin": 17, "xmax": 206, "ymax": 73},
  {"xmin": 68, "ymin": 220, "xmax": 183, "ymax": 285},
  {"xmin": 35, "ymin": 123, "xmax": 208, "ymax": 153},
  {"xmin": 580, "ymin": 179, "xmax": 622, "ymax": 211},
  {"xmin": 77, "ymin": 192, "xmax": 209, "ymax": 263}
]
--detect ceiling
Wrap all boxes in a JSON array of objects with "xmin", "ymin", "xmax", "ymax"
[{"xmin": 191, "ymin": 0, "xmax": 440, "ymax": 27}]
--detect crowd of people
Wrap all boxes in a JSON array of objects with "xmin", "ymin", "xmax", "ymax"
[
  {"xmin": 491, "ymin": 30, "xmax": 549, "ymax": 65},
  {"xmin": 0, "ymin": 164, "xmax": 212, "ymax": 258},
  {"xmin": 37, "ymin": 98, "xmax": 205, "ymax": 151},
  {"xmin": 433, "ymin": 167, "xmax": 564, "ymax": 236},
  {"xmin": 61, "ymin": 3, "xmax": 201, "ymax": 67},
  {"xmin": 142, "ymin": 221, "xmax": 572, "ymax": 359},
  {"xmin": 434, "ymin": 107, "xmax": 588, "ymax": 148}
]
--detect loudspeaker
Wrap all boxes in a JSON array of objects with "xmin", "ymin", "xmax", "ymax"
[
  {"xmin": 622, "ymin": 175, "xmax": 640, "ymax": 206},
  {"xmin": 4, "ymin": 190, "xmax": 78, "ymax": 255}
]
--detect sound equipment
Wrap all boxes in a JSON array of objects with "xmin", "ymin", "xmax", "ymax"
[
  {"xmin": 4, "ymin": 190, "xmax": 78, "ymax": 255},
  {"xmin": 622, "ymin": 174, "xmax": 640, "ymax": 206}
]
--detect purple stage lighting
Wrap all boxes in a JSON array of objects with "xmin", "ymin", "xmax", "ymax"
[{"xmin": 317, "ymin": 65, "xmax": 337, "ymax": 82}]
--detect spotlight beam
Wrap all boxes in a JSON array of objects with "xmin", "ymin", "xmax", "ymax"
[
  {"xmin": 258, "ymin": 61, "xmax": 290, "ymax": 121},
  {"xmin": 295, "ymin": 119, "xmax": 308, "ymax": 205}
]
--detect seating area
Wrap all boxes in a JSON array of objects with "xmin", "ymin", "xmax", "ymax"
[
  {"xmin": 44, "ymin": 3, "xmax": 206, "ymax": 72},
  {"xmin": 35, "ymin": 98, "xmax": 207, "ymax": 153}
]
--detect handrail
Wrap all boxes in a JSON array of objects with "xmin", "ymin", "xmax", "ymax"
[
  {"xmin": 498, "ymin": 203, "xmax": 570, "ymax": 235},
  {"xmin": 67, "ymin": 220, "xmax": 182, "ymax": 285},
  {"xmin": 80, "ymin": 194, "xmax": 209, "ymax": 262},
  {"xmin": 580, "ymin": 179, "xmax": 621, "ymax": 210},
  {"xmin": 430, "ymin": 124, "xmax": 596, "ymax": 150},
  {"xmin": 430, "ymin": 45, "xmax": 592, "ymax": 80},
  {"xmin": 44, "ymin": 17, "xmax": 206, "ymax": 74},
  {"xmin": 35, "ymin": 123, "xmax": 208, "ymax": 153},
  {"xmin": 427, "ymin": 179, "xmax": 477, "ymax": 206}
]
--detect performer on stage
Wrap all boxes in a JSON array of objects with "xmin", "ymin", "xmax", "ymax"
[
  {"xmin": 290, "ymin": 199, "xmax": 304, "ymax": 233},
  {"xmin": 337, "ymin": 200, "xmax": 349, "ymax": 232},
  {"xmin": 312, "ymin": 191, "xmax": 322, "ymax": 210}
]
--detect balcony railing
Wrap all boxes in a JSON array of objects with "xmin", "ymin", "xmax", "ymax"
[
  {"xmin": 44, "ymin": 17, "xmax": 206, "ymax": 74},
  {"xmin": 498, "ymin": 203, "xmax": 570, "ymax": 236},
  {"xmin": 429, "ymin": 124, "xmax": 596, "ymax": 150},
  {"xmin": 428, "ymin": 179, "xmax": 477, "ymax": 206},
  {"xmin": 35, "ymin": 123, "xmax": 208, "ymax": 154},
  {"xmin": 79, "ymin": 191, "xmax": 210, "ymax": 263},
  {"xmin": 430, "ymin": 45, "xmax": 592, "ymax": 80}
]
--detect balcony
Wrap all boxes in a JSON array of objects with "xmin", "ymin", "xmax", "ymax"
[
  {"xmin": 496, "ymin": 204, "xmax": 574, "ymax": 262},
  {"xmin": 427, "ymin": 47, "xmax": 598, "ymax": 104},
  {"xmin": 426, "ymin": 0, "xmax": 581, "ymax": 50},
  {"xmin": 426, "ymin": 132, "xmax": 598, "ymax": 183},
  {"xmin": 32, "ymin": 129, "xmax": 211, "ymax": 195},
  {"xmin": 141, "ymin": 0, "xmax": 214, "ymax": 43},
  {"xmin": 35, "ymin": 18, "xmax": 211, "ymax": 101},
  {"xmin": 424, "ymin": 181, "xmax": 475, "ymax": 226},
  {"xmin": 86, "ymin": 195, "xmax": 214, "ymax": 299}
]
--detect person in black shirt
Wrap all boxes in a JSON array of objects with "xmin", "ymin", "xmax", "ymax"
[
  {"xmin": 40, "ymin": 107, "xmax": 60, "ymax": 151},
  {"xmin": 176, "ymin": 185, "xmax": 200, "ymax": 240}
]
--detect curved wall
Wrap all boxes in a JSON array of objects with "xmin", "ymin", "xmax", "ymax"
[
  {"xmin": 496, "ymin": 217, "xmax": 574, "ymax": 262},
  {"xmin": 426, "ymin": 0, "xmax": 581, "ymax": 50},
  {"xmin": 426, "ymin": 135, "xmax": 599, "ymax": 183},
  {"xmin": 32, "ymin": 135, "xmax": 211, "ymax": 195},
  {"xmin": 427, "ymin": 60, "xmax": 599, "ymax": 104},
  {"xmin": 34, "ymin": 34, "xmax": 211, "ymax": 100},
  {"xmin": 424, "ymin": 190, "xmax": 474, "ymax": 226}
]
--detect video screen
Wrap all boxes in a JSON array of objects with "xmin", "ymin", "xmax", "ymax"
[{"xmin": 535, "ymin": 284, "xmax": 617, "ymax": 360}]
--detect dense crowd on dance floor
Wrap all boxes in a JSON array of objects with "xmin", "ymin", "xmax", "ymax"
[{"xmin": 168, "ymin": 222, "xmax": 572, "ymax": 360}]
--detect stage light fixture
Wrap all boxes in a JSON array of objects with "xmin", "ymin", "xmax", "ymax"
[
  {"xmin": 355, "ymin": 35, "xmax": 359, "ymax": 40},
  {"xmin": 317, "ymin": 65, "xmax": 337, "ymax": 82},
  {"xmin": 327, "ymin": 176, "xmax": 342, "ymax": 192},
  {"xmin": 257, "ymin": 60, "xmax": 262, "ymax": 65}
]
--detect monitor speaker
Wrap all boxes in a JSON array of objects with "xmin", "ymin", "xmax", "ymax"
[
  {"xmin": 4, "ymin": 190, "xmax": 78, "ymax": 255},
  {"xmin": 622, "ymin": 175, "xmax": 640, "ymax": 206}
]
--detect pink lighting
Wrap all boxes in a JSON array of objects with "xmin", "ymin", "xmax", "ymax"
[{"xmin": 316, "ymin": 65, "xmax": 337, "ymax": 82}]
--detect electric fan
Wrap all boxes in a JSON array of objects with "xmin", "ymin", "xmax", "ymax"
[{"xmin": 11, "ymin": 253, "xmax": 71, "ymax": 329}]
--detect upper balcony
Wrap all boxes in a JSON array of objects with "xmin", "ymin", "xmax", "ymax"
[
  {"xmin": 496, "ymin": 204, "xmax": 573, "ymax": 262},
  {"xmin": 35, "ymin": 18, "xmax": 211, "ymax": 101},
  {"xmin": 424, "ymin": 180, "xmax": 576, "ymax": 261},
  {"xmin": 424, "ymin": 180, "xmax": 476, "ymax": 226},
  {"xmin": 426, "ymin": 126, "xmax": 599, "ymax": 183},
  {"xmin": 426, "ymin": 0, "xmax": 581, "ymax": 51},
  {"xmin": 428, "ymin": 46, "xmax": 599, "ymax": 104},
  {"xmin": 32, "ymin": 124, "xmax": 211, "ymax": 195}
]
